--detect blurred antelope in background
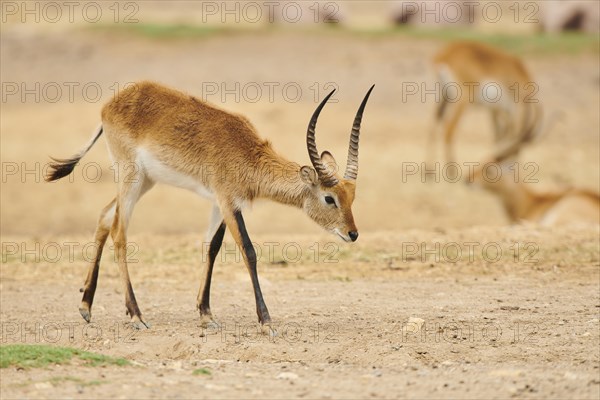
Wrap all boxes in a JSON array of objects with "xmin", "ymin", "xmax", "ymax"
[
  {"xmin": 46, "ymin": 81, "xmax": 374, "ymax": 329},
  {"xmin": 467, "ymin": 127, "xmax": 600, "ymax": 226},
  {"xmin": 430, "ymin": 41, "xmax": 543, "ymax": 163}
]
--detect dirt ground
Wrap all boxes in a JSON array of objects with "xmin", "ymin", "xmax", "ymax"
[
  {"xmin": 1, "ymin": 227, "xmax": 599, "ymax": 399},
  {"xmin": 1, "ymin": 17, "xmax": 599, "ymax": 400}
]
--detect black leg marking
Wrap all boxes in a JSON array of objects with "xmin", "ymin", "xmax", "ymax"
[
  {"xmin": 198, "ymin": 222, "xmax": 226, "ymax": 314},
  {"xmin": 234, "ymin": 211, "xmax": 271, "ymax": 324},
  {"xmin": 81, "ymin": 259, "xmax": 101, "ymax": 305}
]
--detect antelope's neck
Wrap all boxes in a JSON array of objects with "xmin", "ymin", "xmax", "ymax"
[{"xmin": 254, "ymin": 151, "xmax": 311, "ymax": 209}]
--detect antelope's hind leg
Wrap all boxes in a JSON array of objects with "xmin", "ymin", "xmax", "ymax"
[
  {"xmin": 112, "ymin": 173, "xmax": 154, "ymax": 329},
  {"xmin": 79, "ymin": 198, "xmax": 116, "ymax": 323}
]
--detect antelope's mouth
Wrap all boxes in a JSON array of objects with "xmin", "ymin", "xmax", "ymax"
[{"xmin": 334, "ymin": 228, "xmax": 351, "ymax": 242}]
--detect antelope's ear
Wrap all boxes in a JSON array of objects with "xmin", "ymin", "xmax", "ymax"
[
  {"xmin": 320, "ymin": 151, "xmax": 339, "ymax": 176},
  {"xmin": 300, "ymin": 166, "xmax": 318, "ymax": 186}
]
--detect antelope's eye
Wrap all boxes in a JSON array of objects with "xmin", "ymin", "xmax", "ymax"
[{"xmin": 324, "ymin": 196, "xmax": 336, "ymax": 207}]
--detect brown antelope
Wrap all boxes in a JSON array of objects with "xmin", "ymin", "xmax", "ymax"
[
  {"xmin": 466, "ymin": 128, "xmax": 600, "ymax": 226},
  {"xmin": 46, "ymin": 81, "xmax": 374, "ymax": 329},
  {"xmin": 430, "ymin": 41, "xmax": 543, "ymax": 163}
]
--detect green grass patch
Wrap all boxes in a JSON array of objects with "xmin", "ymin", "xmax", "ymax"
[
  {"xmin": 90, "ymin": 23, "xmax": 237, "ymax": 40},
  {"xmin": 192, "ymin": 367, "xmax": 212, "ymax": 376},
  {"xmin": 87, "ymin": 22, "xmax": 598, "ymax": 55},
  {"xmin": 0, "ymin": 345, "xmax": 129, "ymax": 369},
  {"xmin": 349, "ymin": 26, "xmax": 600, "ymax": 55},
  {"xmin": 12, "ymin": 375, "xmax": 106, "ymax": 388},
  {"xmin": 48, "ymin": 376, "xmax": 104, "ymax": 386}
]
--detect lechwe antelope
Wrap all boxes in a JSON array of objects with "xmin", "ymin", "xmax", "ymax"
[
  {"xmin": 466, "ymin": 129, "xmax": 600, "ymax": 226},
  {"xmin": 46, "ymin": 81, "xmax": 374, "ymax": 329},
  {"xmin": 430, "ymin": 41, "xmax": 543, "ymax": 163}
]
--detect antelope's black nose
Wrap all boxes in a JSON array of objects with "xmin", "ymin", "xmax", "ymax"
[{"xmin": 348, "ymin": 231, "xmax": 359, "ymax": 242}]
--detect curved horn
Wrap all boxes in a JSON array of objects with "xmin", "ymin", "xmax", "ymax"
[
  {"xmin": 344, "ymin": 85, "xmax": 374, "ymax": 180},
  {"xmin": 307, "ymin": 89, "xmax": 338, "ymax": 187}
]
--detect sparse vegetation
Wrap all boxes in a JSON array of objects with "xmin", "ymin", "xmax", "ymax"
[
  {"xmin": 12, "ymin": 376, "xmax": 105, "ymax": 388},
  {"xmin": 0, "ymin": 345, "xmax": 129, "ymax": 369},
  {"xmin": 362, "ymin": 27, "xmax": 600, "ymax": 55},
  {"xmin": 48, "ymin": 376, "xmax": 104, "ymax": 386},
  {"xmin": 192, "ymin": 368, "xmax": 212, "ymax": 376},
  {"xmin": 88, "ymin": 23, "xmax": 599, "ymax": 55},
  {"xmin": 91, "ymin": 23, "xmax": 238, "ymax": 39}
]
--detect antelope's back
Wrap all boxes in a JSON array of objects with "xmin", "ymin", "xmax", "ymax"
[
  {"xmin": 433, "ymin": 41, "xmax": 531, "ymax": 85},
  {"xmin": 100, "ymin": 81, "xmax": 267, "ymax": 159}
]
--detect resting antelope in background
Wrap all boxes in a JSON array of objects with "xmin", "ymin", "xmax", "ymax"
[
  {"xmin": 430, "ymin": 41, "xmax": 543, "ymax": 164},
  {"xmin": 46, "ymin": 81, "xmax": 374, "ymax": 329},
  {"xmin": 466, "ymin": 126, "xmax": 600, "ymax": 226}
]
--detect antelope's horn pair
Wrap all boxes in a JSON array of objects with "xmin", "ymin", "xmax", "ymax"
[{"xmin": 306, "ymin": 85, "xmax": 375, "ymax": 187}]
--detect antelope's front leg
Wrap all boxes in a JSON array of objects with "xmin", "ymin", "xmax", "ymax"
[{"xmin": 223, "ymin": 208, "xmax": 271, "ymax": 325}]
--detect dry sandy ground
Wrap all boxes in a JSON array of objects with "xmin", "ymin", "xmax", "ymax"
[
  {"xmin": 1, "ymin": 21, "xmax": 599, "ymax": 400},
  {"xmin": 1, "ymin": 227, "xmax": 599, "ymax": 399}
]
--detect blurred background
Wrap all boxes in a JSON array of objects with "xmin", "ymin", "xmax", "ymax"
[{"xmin": 1, "ymin": 0, "xmax": 599, "ymax": 237}]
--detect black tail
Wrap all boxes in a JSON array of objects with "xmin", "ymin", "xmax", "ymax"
[{"xmin": 45, "ymin": 125, "xmax": 104, "ymax": 182}]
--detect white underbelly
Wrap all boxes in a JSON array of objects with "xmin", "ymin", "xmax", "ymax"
[{"xmin": 136, "ymin": 148, "xmax": 214, "ymax": 199}]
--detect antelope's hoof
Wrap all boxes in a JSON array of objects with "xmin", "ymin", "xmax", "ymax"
[
  {"xmin": 131, "ymin": 315, "xmax": 150, "ymax": 330},
  {"xmin": 261, "ymin": 323, "xmax": 278, "ymax": 339},
  {"xmin": 79, "ymin": 307, "xmax": 91, "ymax": 323},
  {"xmin": 200, "ymin": 313, "xmax": 219, "ymax": 330}
]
